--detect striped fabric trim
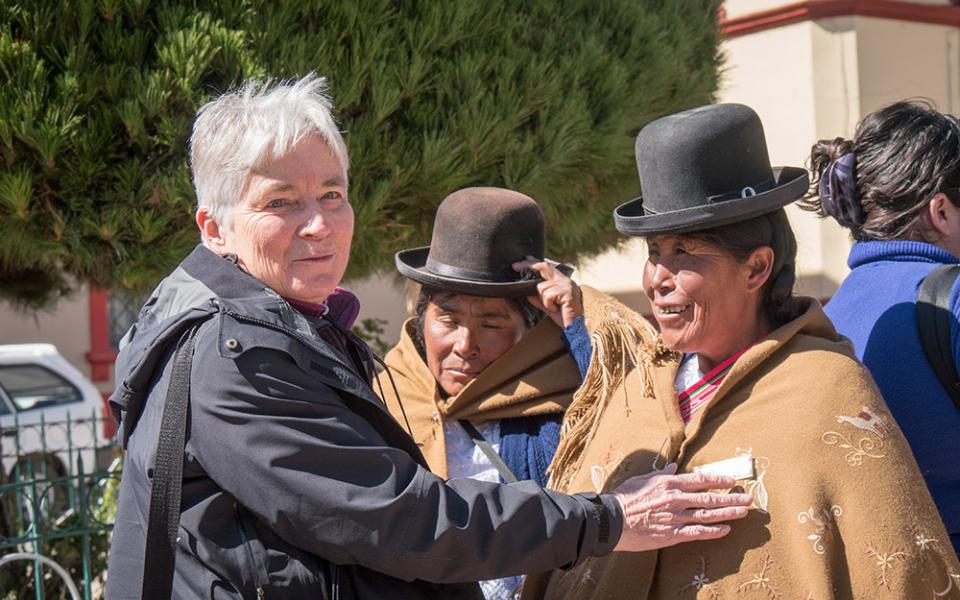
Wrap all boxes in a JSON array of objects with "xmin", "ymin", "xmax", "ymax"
[{"xmin": 677, "ymin": 336, "xmax": 765, "ymax": 424}]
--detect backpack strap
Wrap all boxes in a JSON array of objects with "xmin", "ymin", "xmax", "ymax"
[
  {"xmin": 916, "ymin": 264, "xmax": 960, "ymax": 411},
  {"xmin": 141, "ymin": 324, "xmax": 201, "ymax": 600},
  {"xmin": 458, "ymin": 420, "xmax": 518, "ymax": 484}
]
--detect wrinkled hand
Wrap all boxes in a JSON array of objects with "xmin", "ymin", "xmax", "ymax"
[
  {"xmin": 512, "ymin": 256, "xmax": 583, "ymax": 328},
  {"xmin": 611, "ymin": 463, "xmax": 753, "ymax": 552}
]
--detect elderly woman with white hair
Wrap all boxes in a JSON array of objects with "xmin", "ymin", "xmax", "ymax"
[{"xmin": 105, "ymin": 75, "xmax": 753, "ymax": 600}]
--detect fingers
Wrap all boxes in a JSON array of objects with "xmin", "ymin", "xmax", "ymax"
[
  {"xmin": 537, "ymin": 281, "xmax": 564, "ymax": 312},
  {"xmin": 526, "ymin": 295, "xmax": 546, "ymax": 311},
  {"xmin": 645, "ymin": 506, "xmax": 749, "ymax": 526},
  {"xmin": 614, "ymin": 516, "xmax": 737, "ymax": 551},
  {"xmin": 512, "ymin": 256, "xmax": 549, "ymax": 274},
  {"xmin": 667, "ymin": 491, "xmax": 754, "ymax": 510},
  {"xmin": 514, "ymin": 256, "xmax": 582, "ymax": 328},
  {"xmin": 671, "ymin": 523, "xmax": 732, "ymax": 542},
  {"xmin": 685, "ymin": 506, "xmax": 750, "ymax": 524},
  {"xmin": 671, "ymin": 471, "xmax": 737, "ymax": 492},
  {"xmin": 658, "ymin": 462, "xmax": 679, "ymax": 475},
  {"xmin": 512, "ymin": 256, "xmax": 563, "ymax": 282}
]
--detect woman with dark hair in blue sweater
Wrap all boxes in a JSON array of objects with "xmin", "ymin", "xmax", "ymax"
[{"xmin": 802, "ymin": 100, "xmax": 960, "ymax": 556}]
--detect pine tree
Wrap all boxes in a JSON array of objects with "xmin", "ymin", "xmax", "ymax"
[{"xmin": 0, "ymin": 0, "xmax": 722, "ymax": 308}]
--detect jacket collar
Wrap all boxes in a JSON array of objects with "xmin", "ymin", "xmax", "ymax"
[
  {"xmin": 848, "ymin": 240, "xmax": 959, "ymax": 269},
  {"xmin": 112, "ymin": 245, "xmax": 379, "ymax": 445}
]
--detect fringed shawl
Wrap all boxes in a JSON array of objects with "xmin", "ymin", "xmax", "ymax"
[
  {"xmin": 378, "ymin": 315, "xmax": 581, "ymax": 478},
  {"xmin": 546, "ymin": 286, "xmax": 662, "ymax": 491}
]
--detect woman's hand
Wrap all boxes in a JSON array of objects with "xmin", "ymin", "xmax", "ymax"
[
  {"xmin": 610, "ymin": 463, "xmax": 752, "ymax": 552},
  {"xmin": 512, "ymin": 256, "xmax": 583, "ymax": 328}
]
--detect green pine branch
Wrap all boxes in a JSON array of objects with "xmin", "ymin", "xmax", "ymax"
[{"xmin": 0, "ymin": 0, "xmax": 722, "ymax": 309}]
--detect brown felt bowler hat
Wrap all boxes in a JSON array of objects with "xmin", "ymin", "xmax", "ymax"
[{"xmin": 396, "ymin": 187, "xmax": 564, "ymax": 297}]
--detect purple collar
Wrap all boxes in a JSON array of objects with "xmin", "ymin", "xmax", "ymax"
[{"xmin": 285, "ymin": 287, "xmax": 361, "ymax": 329}]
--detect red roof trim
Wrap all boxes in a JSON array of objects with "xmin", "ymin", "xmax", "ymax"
[{"xmin": 722, "ymin": 0, "xmax": 960, "ymax": 38}]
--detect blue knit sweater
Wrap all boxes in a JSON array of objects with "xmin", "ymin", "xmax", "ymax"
[
  {"xmin": 498, "ymin": 317, "xmax": 592, "ymax": 487},
  {"xmin": 825, "ymin": 240, "xmax": 960, "ymax": 555}
]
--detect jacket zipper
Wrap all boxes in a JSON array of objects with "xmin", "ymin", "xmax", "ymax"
[
  {"xmin": 224, "ymin": 311, "xmax": 355, "ymax": 372},
  {"xmin": 234, "ymin": 502, "xmax": 267, "ymax": 599}
]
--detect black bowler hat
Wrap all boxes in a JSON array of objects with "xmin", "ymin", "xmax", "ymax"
[
  {"xmin": 614, "ymin": 103, "xmax": 809, "ymax": 237},
  {"xmin": 396, "ymin": 187, "xmax": 563, "ymax": 297}
]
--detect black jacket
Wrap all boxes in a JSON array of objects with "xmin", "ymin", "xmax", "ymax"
[{"xmin": 105, "ymin": 245, "xmax": 621, "ymax": 599}]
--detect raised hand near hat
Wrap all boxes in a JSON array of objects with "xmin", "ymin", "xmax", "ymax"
[
  {"xmin": 512, "ymin": 256, "xmax": 584, "ymax": 328},
  {"xmin": 610, "ymin": 463, "xmax": 752, "ymax": 552}
]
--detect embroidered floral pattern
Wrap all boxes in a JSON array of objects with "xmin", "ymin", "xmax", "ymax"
[
  {"xmin": 678, "ymin": 556, "xmax": 721, "ymax": 599},
  {"xmin": 934, "ymin": 571, "xmax": 960, "ymax": 598},
  {"xmin": 736, "ymin": 555, "xmax": 781, "ymax": 599},
  {"xmin": 797, "ymin": 505, "xmax": 843, "ymax": 555},
  {"xmin": 822, "ymin": 407, "xmax": 890, "ymax": 466},
  {"xmin": 590, "ymin": 449, "xmax": 623, "ymax": 493},
  {"xmin": 865, "ymin": 542, "xmax": 910, "ymax": 590},
  {"xmin": 915, "ymin": 531, "xmax": 938, "ymax": 552},
  {"xmin": 909, "ymin": 529, "xmax": 960, "ymax": 598},
  {"xmin": 736, "ymin": 448, "xmax": 769, "ymax": 513}
]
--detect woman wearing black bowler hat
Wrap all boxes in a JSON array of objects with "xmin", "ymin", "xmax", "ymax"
[
  {"xmin": 522, "ymin": 103, "xmax": 960, "ymax": 599},
  {"xmin": 802, "ymin": 101, "xmax": 960, "ymax": 558}
]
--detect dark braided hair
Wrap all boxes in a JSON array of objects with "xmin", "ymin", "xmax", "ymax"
[
  {"xmin": 410, "ymin": 287, "xmax": 542, "ymax": 357},
  {"xmin": 800, "ymin": 100, "xmax": 960, "ymax": 241},
  {"xmin": 684, "ymin": 209, "xmax": 799, "ymax": 326}
]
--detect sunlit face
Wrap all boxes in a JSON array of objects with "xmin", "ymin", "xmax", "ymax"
[
  {"xmin": 213, "ymin": 135, "xmax": 353, "ymax": 304},
  {"xmin": 422, "ymin": 294, "xmax": 527, "ymax": 397},
  {"xmin": 643, "ymin": 235, "xmax": 762, "ymax": 369}
]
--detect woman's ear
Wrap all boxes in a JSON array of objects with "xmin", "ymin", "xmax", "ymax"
[
  {"xmin": 743, "ymin": 246, "xmax": 775, "ymax": 294},
  {"xmin": 196, "ymin": 209, "xmax": 228, "ymax": 254},
  {"xmin": 926, "ymin": 192, "xmax": 960, "ymax": 239}
]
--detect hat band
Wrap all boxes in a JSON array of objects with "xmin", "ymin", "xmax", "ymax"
[
  {"xmin": 425, "ymin": 257, "xmax": 519, "ymax": 283},
  {"xmin": 642, "ymin": 178, "xmax": 777, "ymax": 216},
  {"xmin": 706, "ymin": 178, "xmax": 776, "ymax": 203}
]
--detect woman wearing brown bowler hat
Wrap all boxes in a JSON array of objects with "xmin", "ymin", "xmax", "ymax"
[
  {"xmin": 381, "ymin": 186, "xmax": 692, "ymax": 599},
  {"xmin": 521, "ymin": 104, "xmax": 960, "ymax": 599}
]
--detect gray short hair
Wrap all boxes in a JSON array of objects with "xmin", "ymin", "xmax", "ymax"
[{"xmin": 190, "ymin": 73, "xmax": 349, "ymax": 228}]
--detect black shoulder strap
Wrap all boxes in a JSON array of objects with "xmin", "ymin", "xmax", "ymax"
[
  {"xmin": 457, "ymin": 420, "xmax": 518, "ymax": 484},
  {"xmin": 141, "ymin": 324, "xmax": 200, "ymax": 600},
  {"xmin": 917, "ymin": 264, "xmax": 960, "ymax": 411}
]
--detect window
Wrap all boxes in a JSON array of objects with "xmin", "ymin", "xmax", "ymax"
[
  {"xmin": 0, "ymin": 365, "xmax": 83, "ymax": 411},
  {"xmin": 0, "ymin": 389, "xmax": 11, "ymax": 415},
  {"xmin": 108, "ymin": 292, "xmax": 147, "ymax": 348}
]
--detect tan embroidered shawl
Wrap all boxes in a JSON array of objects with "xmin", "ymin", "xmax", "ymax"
[
  {"xmin": 378, "ymin": 286, "xmax": 655, "ymax": 479},
  {"xmin": 523, "ymin": 298, "xmax": 960, "ymax": 599}
]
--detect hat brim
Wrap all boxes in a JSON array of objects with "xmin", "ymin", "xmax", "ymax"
[
  {"xmin": 614, "ymin": 166, "xmax": 810, "ymax": 237},
  {"xmin": 395, "ymin": 247, "xmax": 541, "ymax": 298}
]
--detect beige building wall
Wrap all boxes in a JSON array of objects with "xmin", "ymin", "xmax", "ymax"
[
  {"xmin": 0, "ymin": 286, "xmax": 94, "ymax": 383},
  {"xmin": 348, "ymin": 271, "xmax": 410, "ymax": 347},
  {"xmin": 722, "ymin": 19, "xmax": 849, "ymax": 300},
  {"xmin": 579, "ymin": 2, "xmax": 960, "ymax": 316}
]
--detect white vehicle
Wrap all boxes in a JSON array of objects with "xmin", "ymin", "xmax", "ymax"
[{"xmin": 0, "ymin": 344, "xmax": 110, "ymax": 484}]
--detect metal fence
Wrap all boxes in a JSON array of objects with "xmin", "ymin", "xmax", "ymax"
[{"xmin": 0, "ymin": 412, "xmax": 119, "ymax": 600}]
